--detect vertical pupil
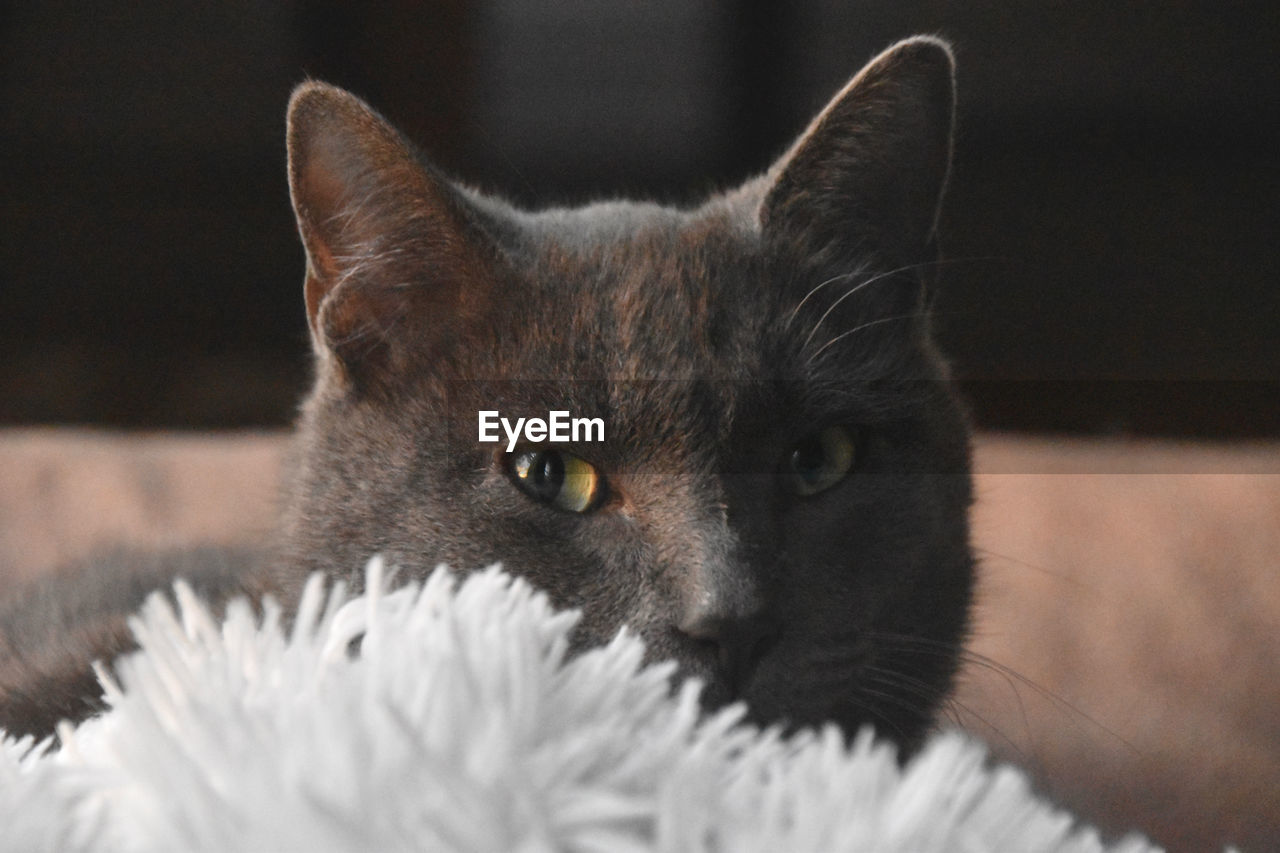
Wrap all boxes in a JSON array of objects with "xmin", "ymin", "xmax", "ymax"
[
  {"xmin": 532, "ymin": 452, "xmax": 564, "ymax": 495},
  {"xmin": 793, "ymin": 438, "xmax": 825, "ymax": 475}
]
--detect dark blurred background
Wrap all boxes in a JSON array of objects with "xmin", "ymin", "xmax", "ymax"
[{"xmin": 2, "ymin": 1, "xmax": 1277, "ymax": 435}]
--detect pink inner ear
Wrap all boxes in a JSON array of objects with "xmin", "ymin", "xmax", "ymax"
[
  {"xmin": 285, "ymin": 82, "xmax": 506, "ymax": 386},
  {"xmin": 296, "ymin": 156, "xmax": 345, "ymax": 332},
  {"xmin": 296, "ymin": 147, "xmax": 357, "ymax": 277}
]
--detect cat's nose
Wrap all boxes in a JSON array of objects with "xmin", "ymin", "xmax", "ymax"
[
  {"xmin": 679, "ymin": 608, "xmax": 777, "ymax": 691},
  {"xmin": 673, "ymin": 515, "xmax": 775, "ymax": 689}
]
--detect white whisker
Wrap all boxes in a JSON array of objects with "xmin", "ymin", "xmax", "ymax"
[
  {"xmin": 783, "ymin": 263, "xmax": 871, "ymax": 330},
  {"xmin": 805, "ymin": 312, "xmax": 923, "ymax": 365},
  {"xmin": 799, "ymin": 262, "xmax": 927, "ymax": 352}
]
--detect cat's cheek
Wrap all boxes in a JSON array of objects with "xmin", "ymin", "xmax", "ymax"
[{"xmin": 778, "ymin": 484, "xmax": 879, "ymax": 556}]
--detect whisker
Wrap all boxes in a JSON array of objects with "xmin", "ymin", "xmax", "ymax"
[
  {"xmin": 784, "ymin": 263, "xmax": 871, "ymax": 330},
  {"xmin": 800, "ymin": 263, "xmax": 925, "ymax": 351},
  {"xmin": 838, "ymin": 685, "xmax": 912, "ymax": 742},
  {"xmin": 866, "ymin": 631, "xmax": 1144, "ymax": 758},
  {"xmin": 805, "ymin": 312, "xmax": 927, "ymax": 365},
  {"xmin": 972, "ymin": 547, "xmax": 1092, "ymax": 591},
  {"xmin": 859, "ymin": 665, "xmax": 1028, "ymax": 760},
  {"xmin": 862, "ymin": 664, "xmax": 1021, "ymax": 749},
  {"xmin": 785, "ymin": 254, "xmax": 1007, "ymax": 336},
  {"xmin": 959, "ymin": 650, "xmax": 1142, "ymax": 757}
]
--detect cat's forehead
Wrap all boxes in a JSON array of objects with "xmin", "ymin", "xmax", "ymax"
[
  {"xmin": 498, "ymin": 200, "xmax": 772, "ymax": 378},
  {"xmin": 506, "ymin": 191, "xmax": 759, "ymax": 243}
]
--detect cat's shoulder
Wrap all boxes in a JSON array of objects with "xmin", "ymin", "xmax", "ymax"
[{"xmin": 0, "ymin": 543, "xmax": 269, "ymax": 739}]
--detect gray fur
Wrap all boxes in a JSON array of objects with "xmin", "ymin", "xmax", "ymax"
[{"xmin": 2, "ymin": 38, "xmax": 973, "ymax": 752}]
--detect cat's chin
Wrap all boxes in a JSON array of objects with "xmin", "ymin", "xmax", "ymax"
[
  {"xmin": 688, "ymin": 671, "xmax": 737, "ymax": 713},
  {"xmin": 664, "ymin": 651, "xmax": 840, "ymax": 732},
  {"xmin": 674, "ymin": 655, "xmax": 935, "ymax": 756}
]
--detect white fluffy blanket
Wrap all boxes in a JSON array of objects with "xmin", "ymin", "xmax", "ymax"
[{"xmin": 0, "ymin": 560, "xmax": 1156, "ymax": 852}]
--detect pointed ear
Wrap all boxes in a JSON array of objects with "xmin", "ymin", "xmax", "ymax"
[
  {"xmin": 287, "ymin": 81, "xmax": 497, "ymax": 390},
  {"xmin": 758, "ymin": 37, "xmax": 955, "ymax": 270}
]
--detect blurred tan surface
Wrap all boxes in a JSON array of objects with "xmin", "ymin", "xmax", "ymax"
[
  {"xmin": 0, "ymin": 429, "xmax": 284, "ymax": 584},
  {"xmin": 1, "ymin": 428, "xmax": 1277, "ymax": 850},
  {"xmin": 960, "ymin": 435, "xmax": 1280, "ymax": 852}
]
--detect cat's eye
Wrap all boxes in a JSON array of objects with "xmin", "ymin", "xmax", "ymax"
[
  {"xmin": 508, "ymin": 449, "xmax": 604, "ymax": 513},
  {"xmin": 785, "ymin": 425, "xmax": 857, "ymax": 496}
]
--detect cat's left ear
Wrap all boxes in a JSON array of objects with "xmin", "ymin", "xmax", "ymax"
[
  {"xmin": 286, "ymin": 81, "xmax": 499, "ymax": 393},
  {"xmin": 756, "ymin": 36, "xmax": 955, "ymax": 270}
]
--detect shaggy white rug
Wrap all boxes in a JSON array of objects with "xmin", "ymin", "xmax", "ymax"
[{"xmin": 0, "ymin": 559, "xmax": 1157, "ymax": 853}]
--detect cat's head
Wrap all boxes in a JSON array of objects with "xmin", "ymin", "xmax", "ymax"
[{"xmin": 279, "ymin": 37, "xmax": 973, "ymax": 753}]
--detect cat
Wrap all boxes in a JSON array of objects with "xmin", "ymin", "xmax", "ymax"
[{"xmin": 1, "ymin": 36, "xmax": 974, "ymax": 754}]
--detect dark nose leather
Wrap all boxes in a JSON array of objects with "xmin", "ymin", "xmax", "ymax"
[
  {"xmin": 673, "ymin": 493, "xmax": 776, "ymax": 693},
  {"xmin": 679, "ymin": 610, "xmax": 777, "ymax": 693}
]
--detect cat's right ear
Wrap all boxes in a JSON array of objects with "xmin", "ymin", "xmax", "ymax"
[
  {"xmin": 287, "ymin": 82, "xmax": 497, "ymax": 391},
  {"xmin": 754, "ymin": 37, "xmax": 956, "ymax": 276}
]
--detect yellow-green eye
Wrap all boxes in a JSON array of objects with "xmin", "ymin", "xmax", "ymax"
[
  {"xmin": 785, "ymin": 425, "xmax": 857, "ymax": 496},
  {"xmin": 509, "ymin": 449, "xmax": 604, "ymax": 513}
]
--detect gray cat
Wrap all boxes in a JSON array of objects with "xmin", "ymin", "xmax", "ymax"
[{"xmin": 1, "ymin": 37, "xmax": 974, "ymax": 754}]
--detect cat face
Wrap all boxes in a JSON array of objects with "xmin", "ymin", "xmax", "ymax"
[{"xmin": 278, "ymin": 37, "xmax": 973, "ymax": 752}]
